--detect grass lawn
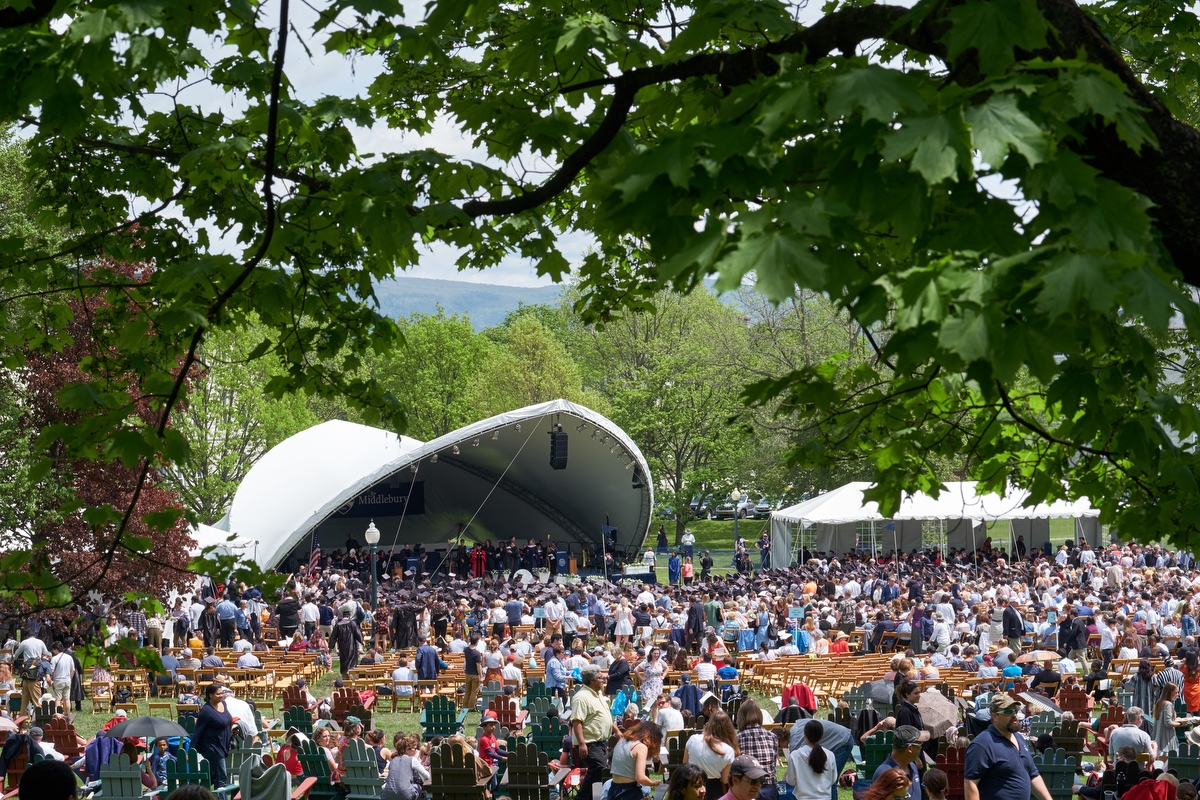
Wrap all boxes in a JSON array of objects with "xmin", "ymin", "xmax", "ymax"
[{"xmin": 653, "ymin": 518, "xmax": 769, "ymax": 551}]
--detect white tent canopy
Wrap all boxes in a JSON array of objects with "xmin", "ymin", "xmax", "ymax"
[
  {"xmin": 769, "ymin": 481, "xmax": 1100, "ymax": 566},
  {"xmin": 208, "ymin": 399, "xmax": 654, "ymax": 570}
]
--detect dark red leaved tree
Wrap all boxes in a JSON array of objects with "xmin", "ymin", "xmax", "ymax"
[{"xmin": 22, "ymin": 259, "xmax": 195, "ymax": 606}]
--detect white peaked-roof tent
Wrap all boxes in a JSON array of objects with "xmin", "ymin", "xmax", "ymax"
[
  {"xmin": 768, "ymin": 481, "xmax": 1101, "ymax": 566},
  {"xmin": 199, "ymin": 399, "xmax": 654, "ymax": 571}
]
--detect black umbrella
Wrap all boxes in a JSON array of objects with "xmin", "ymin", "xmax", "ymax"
[
  {"xmin": 860, "ymin": 679, "xmax": 896, "ymax": 706},
  {"xmin": 106, "ymin": 716, "xmax": 192, "ymax": 739}
]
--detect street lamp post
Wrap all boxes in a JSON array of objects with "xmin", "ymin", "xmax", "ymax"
[
  {"xmin": 731, "ymin": 488, "xmax": 741, "ymax": 569},
  {"xmin": 364, "ymin": 520, "xmax": 380, "ymax": 645}
]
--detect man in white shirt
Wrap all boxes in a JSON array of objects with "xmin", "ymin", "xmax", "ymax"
[
  {"xmin": 232, "ymin": 634, "xmax": 253, "ymax": 653},
  {"xmin": 656, "ymin": 696, "xmax": 685, "ymax": 731},
  {"xmin": 392, "ymin": 658, "xmax": 415, "ymax": 695},
  {"xmin": 773, "ymin": 632, "xmax": 800, "ymax": 656},
  {"xmin": 447, "ymin": 634, "xmax": 468, "ymax": 653},
  {"xmin": 636, "ymin": 585, "xmax": 656, "ymax": 607},
  {"xmin": 14, "ymin": 635, "xmax": 47, "ymax": 664},
  {"xmin": 49, "ymin": 642, "xmax": 75, "ymax": 712},
  {"xmin": 15, "ymin": 634, "xmax": 48, "ymax": 712},
  {"xmin": 845, "ymin": 578, "xmax": 861, "ymax": 599},
  {"xmin": 643, "ymin": 549, "xmax": 657, "ymax": 569},
  {"xmin": 695, "ymin": 653, "xmax": 717, "ymax": 682},
  {"xmin": 220, "ymin": 687, "xmax": 258, "ymax": 737},
  {"xmin": 29, "ymin": 727, "xmax": 63, "ymax": 760},
  {"xmin": 544, "ymin": 596, "xmax": 565, "ymax": 635},
  {"xmin": 501, "ymin": 655, "xmax": 524, "ymax": 687},
  {"xmin": 189, "ymin": 596, "xmax": 205, "ymax": 631},
  {"xmin": 300, "ymin": 598, "xmax": 320, "ymax": 638},
  {"xmin": 236, "ymin": 650, "xmax": 262, "ymax": 669},
  {"xmin": 565, "ymin": 647, "xmax": 589, "ymax": 672},
  {"xmin": 681, "ymin": 529, "xmax": 695, "ymax": 559},
  {"xmin": 512, "ymin": 634, "xmax": 532, "ymax": 659}
]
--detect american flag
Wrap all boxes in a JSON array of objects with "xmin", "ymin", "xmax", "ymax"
[{"xmin": 308, "ymin": 537, "xmax": 321, "ymax": 573}]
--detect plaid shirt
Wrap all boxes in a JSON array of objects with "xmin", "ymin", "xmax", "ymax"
[
  {"xmin": 127, "ymin": 610, "xmax": 147, "ymax": 639},
  {"xmin": 737, "ymin": 725, "xmax": 779, "ymax": 785}
]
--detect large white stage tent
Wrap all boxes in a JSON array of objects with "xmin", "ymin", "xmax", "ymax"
[
  {"xmin": 194, "ymin": 399, "xmax": 654, "ymax": 572},
  {"xmin": 768, "ymin": 481, "xmax": 1101, "ymax": 566}
]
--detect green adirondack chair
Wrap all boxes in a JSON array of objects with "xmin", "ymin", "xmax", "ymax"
[
  {"xmin": 1050, "ymin": 720, "xmax": 1086, "ymax": 756},
  {"xmin": 99, "ymin": 753, "xmax": 145, "ymax": 800},
  {"xmin": 430, "ymin": 741, "xmax": 489, "ymax": 800},
  {"xmin": 1028, "ymin": 711, "xmax": 1057, "ymax": 737},
  {"xmin": 833, "ymin": 705, "xmax": 854, "ymax": 731},
  {"xmin": 525, "ymin": 697, "xmax": 553, "ymax": 718},
  {"xmin": 165, "ymin": 747, "xmax": 212, "ymax": 794},
  {"xmin": 524, "ymin": 681, "xmax": 550, "ymax": 708},
  {"xmin": 342, "ymin": 738, "xmax": 385, "ymax": 800},
  {"xmin": 505, "ymin": 740, "xmax": 552, "ymax": 800},
  {"xmin": 528, "ymin": 717, "xmax": 569, "ymax": 757},
  {"xmin": 859, "ymin": 732, "xmax": 893, "ymax": 778},
  {"xmin": 229, "ymin": 738, "xmax": 263, "ymax": 776},
  {"xmin": 1171, "ymin": 742, "xmax": 1200, "ymax": 782},
  {"xmin": 665, "ymin": 730, "xmax": 698, "ymax": 777},
  {"xmin": 422, "ymin": 696, "xmax": 468, "ymax": 741},
  {"xmin": 843, "ymin": 686, "xmax": 870, "ymax": 714},
  {"xmin": 284, "ymin": 707, "xmax": 314, "ymax": 735},
  {"xmin": 479, "ymin": 680, "xmax": 504, "ymax": 712},
  {"xmin": 1117, "ymin": 688, "xmax": 1133, "ymax": 709},
  {"xmin": 1033, "ymin": 748, "xmax": 1076, "ymax": 800},
  {"xmin": 298, "ymin": 738, "xmax": 341, "ymax": 800},
  {"xmin": 178, "ymin": 715, "xmax": 196, "ymax": 736}
]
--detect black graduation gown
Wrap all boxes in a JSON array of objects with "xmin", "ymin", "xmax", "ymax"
[
  {"xmin": 332, "ymin": 618, "xmax": 364, "ymax": 672},
  {"xmin": 395, "ymin": 605, "xmax": 419, "ymax": 649}
]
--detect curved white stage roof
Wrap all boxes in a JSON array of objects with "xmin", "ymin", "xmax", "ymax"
[{"xmin": 204, "ymin": 399, "xmax": 653, "ymax": 569}]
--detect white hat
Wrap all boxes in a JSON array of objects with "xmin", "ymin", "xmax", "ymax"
[{"xmin": 114, "ymin": 709, "xmax": 127, "ymax": 718}]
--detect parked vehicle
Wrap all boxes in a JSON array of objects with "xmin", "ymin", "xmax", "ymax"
[
  {"xmin": 655, "ymin": 504, "xmax": 675, "ymax": 520},
  {"xmin": 712, "ymin": 496, "xmax": 756, "ymax": 520},
  {"xmin": 752, "ymin": 497, "xmax": 775, "ymax": 519},
  {"xmin": 689, "ymin": 494, "xmax": 714, "ymax": 519}
]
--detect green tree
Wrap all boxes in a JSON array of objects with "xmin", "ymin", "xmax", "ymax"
[
  {"xmin": 159, "ymin": 320, "xmax": 318, "ymax": 523},
  {"xmin": 575, "ymin": 289, "xmax": 753, "ymax": 540},
  {"xmin": 380, "ymin": 309, "xmax": 493, "ymax": 440},
  {"xmin": 6, "ymin": 0, "xmax": 1200, "ymax": 610},
  {"xmin": 473, "ymin": 315, "xmax": 604, "ymax": 415}
]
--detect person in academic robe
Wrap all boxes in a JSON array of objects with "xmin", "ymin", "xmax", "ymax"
[{"xmin": 331, "ymin": 610, "xmax": 364, "ymax": 678}]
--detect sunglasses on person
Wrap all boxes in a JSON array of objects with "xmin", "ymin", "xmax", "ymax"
[{"xmin": 994, "ymin": 707, "xmax": 1018, "ymax": 716}]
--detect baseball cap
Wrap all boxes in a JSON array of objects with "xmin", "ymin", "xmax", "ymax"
[
  {"xmin": 730, "ymin": 755, "xmax": 769, "ymax": 780},
  {"xmin": 114, "ymin": 709, "xmax": 127, "ymax": 718},
  {"xmin": 29, "ymin": 727, "xmax": 42, "ymax": 737},
  {"xmin": 990, "ymin": 694, "xmax": 1021, "ymax": 713},
  {"xmin": 893, "ymin": 725, "xmax": 930, "ymax": 746}
]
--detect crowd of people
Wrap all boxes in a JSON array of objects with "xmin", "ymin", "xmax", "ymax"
[{"xmin": 8, "ymin": 533, "xmax": 1200, "ymax": 800}]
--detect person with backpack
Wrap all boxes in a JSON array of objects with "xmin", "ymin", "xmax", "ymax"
[{"xmin": 13, "ymin": 633, "xmax": 46, "ymax": 715}]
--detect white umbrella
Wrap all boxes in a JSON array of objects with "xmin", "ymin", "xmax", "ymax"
[{"xmin": 917, "ymin": 689, "xmax": 960, "ymax": 738}]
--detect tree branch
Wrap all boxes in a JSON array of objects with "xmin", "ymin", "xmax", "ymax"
[{"xmin": 465, "ymin": 5, "xmax": 912, "ymax": 220}]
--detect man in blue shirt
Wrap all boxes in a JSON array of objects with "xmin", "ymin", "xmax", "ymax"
[
  {"xmin": 215, "ymin": 595, "xmax": 238, "ymax": 648},
  {"xmin": 504, "ymin": 593, "xmax": 524, "ymax": 634},
  {"xmin": 544, "ymin": 644, "xmax": 569, "ymax": 702},
  {"xmin": 965, "ymin": 694, "xmax": 1052, "ymax": 800},
  {"xmin": 871, "ymin": 726, "xmax": 926, "ymax": 800}
]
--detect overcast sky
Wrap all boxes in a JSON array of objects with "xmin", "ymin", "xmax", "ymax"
[{"xmin": 272, "ymin": 0, "xmax": 578, "ymax": 287}]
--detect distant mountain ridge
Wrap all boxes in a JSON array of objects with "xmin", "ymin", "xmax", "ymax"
[{"xmin": 374, "ymin": 276, "xmax": 563, "ymax": 329}]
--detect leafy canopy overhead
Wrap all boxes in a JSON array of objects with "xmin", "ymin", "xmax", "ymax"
[{"xmin": 3, "ymin": 0, "xmax": 1200, "ymax": 608}]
